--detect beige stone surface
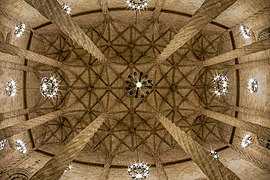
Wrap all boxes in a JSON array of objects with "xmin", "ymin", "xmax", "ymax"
[{"xmin": 0, "ymin": 0, "xmax": 270, "ymax": 179}]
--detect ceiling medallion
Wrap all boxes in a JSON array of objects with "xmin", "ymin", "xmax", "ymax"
[
  {"xmin": 241, "ymin": 134, "xmax": 252, "ymax": 148},
  {"xmin": 14, "ymin": 22, "xmax": 26, "ymax": 38},
  {"xmin": 40, "ymin": 76, "xmax": 60, "ymax": 98},
  {"xmin": 0, "ymin": 139, "xmax": 7, "ymax": 151},
  {"xmin": 127, "ymin": 162, "xmax": 150, "ymax": 179},
  {"xmin": 212, "ymin": 74, "xmax": 229, "ymax": 96},
  {"xmin": 210, "ymin": 150, "xmax": 219, "ymax": 160},
  {"xmin": 15, "ymin": 139, "xmax": 27, "ymax": 154},
  {"xmin": 247, "ymin": 78, "xmax": 258, "ymax": 94},
  {"xmin": 127, "ymin": 0, "xmax": 148, "ymax": 11},
  {"xmin": 6, "ymin": 80, "xmax": 17, "ymax": 97},
  {"xmin": 240, "ymin": 25, "xmax": 251, "ymax": 39},
  {"xmin": 62, "ymin": 4, "xmax": 72, "ymax": 15},
  {"xmin": 126, "ymin": 72, "xmax": 153, "ymax": 98}
]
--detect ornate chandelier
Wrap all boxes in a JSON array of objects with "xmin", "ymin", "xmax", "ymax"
[
  {"xmin": 210, "ymin": 150, "xmax": 219, "ymax": 160},
  {"xmin": 126, "ymin": 72, "xmax": 153, "ymax": 98},
  {"xmin": 127, "ymin": 162, "xmax": 149, "ymax": 179},
  {"xmin": 127, "ymin": 0, "xmax": 148, "ymax": 11},
  {"xmin": 240, "ymin": 25, "xmax": 251, "ymax": 39},
  {"xmin": 15, "ymin": 140, "xmax": 27, "ymax": 154},
  {"xmin": 247, "ymin": 78, "xmax": 258, "ymax": 94},
  {"xmin": 0, "ymin": 139, "xmax": 6, "ymax": 151},
  {"xmin": 6, "ymin": 80, "xmax": 17, "ymax": 97},
  {"xmin": 212, "ymin": 74, "xmax": 229, "ymax": 96},
  {"xmin": 62, "ymin": 4, "xmax": 72, "ymax": 14},
  {"xmin": 241, "ymin": 134, "xmax": 252, "ymax": 148},
  {"xmin": 40, "ymin": 76, "xmax": 60, "ymax": 98},
  {"xmin": 14, "ymin": 22, "xmax": 26, "ymax": 38}
]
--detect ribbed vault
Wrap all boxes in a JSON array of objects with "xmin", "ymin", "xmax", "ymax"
[
  {"xmin": 1, "ymin": 0, "xmax": 270, "ymax": 179},
  {"xmin": 28, "ymin": 14, "xmax": 232, "ymax": 166}
]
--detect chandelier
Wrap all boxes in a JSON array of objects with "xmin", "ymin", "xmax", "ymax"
[
  {"xmin": 127, "ymin": 0, "xmax": 148, "ymax": 11},
  {"xmin": 212, "ymin": 74, "xmax": 229, "ymax": 96},
  {"xmin": 247, "ymin": 78, "xmax": 258, "ymax": 94},
  {"xmin": 126, "ymin": 72, "xmax": 153, "ymax": 98},
  {"xmin": 0, "ymin": 139, "xmax": 6, "ymax": 151},
  {"xmin": 40, "ymin": 76, "xmax": 60, "ymax": 98},
  {"xmin": 62, "ymin": 4, "xmax": 72, "ymax": 14},
  {"xmin": 14, "ymin": 22, "xmax": 26, "ymax": 38},
  {"xmin": 240, "ymin": 25, "xmax": 251, "ymax": 39},
  {"xmin": 65, "ymin": 163, "xmax": 73, "ymax": 172},
  {"xmin": 210, "ymin": 150, "xmax": 219, "ymax": 160},
  {"xmin": 6, "ymin": 80, "xmax": 17, "ymax": 97},
  {"xmin": 15, "ymin": 140, "xmax": 27, "ymax": 154},
  {"xmin": 241, "ymin": 134, "xmax": 252, "ymax": 148},
  {"xmin": 127, "ymin": 162, "xmax": 149, "ymax": 179}
]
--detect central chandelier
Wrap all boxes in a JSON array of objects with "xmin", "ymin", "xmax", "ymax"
[
  {"xmin": 0, "ymin": 139, "xmax": 6, "ymax": 151},
  {"xmin": 127, "ymin": 0, "xmax": 148, "ymax": 11},
  {"xmin": 14, "ymin": 22, "xmax": 26, "ymax": 38},
  {"xmin": 126, "ymin": 72, "xmax": 153, "ymax": 98},
  {"xmin": 6, "ymin": 80, "xmax": 17, "ymax": 97},
  {"xmin": 212, "ymin": 74, "xmax": 229, "ymax": 96},
  {"xmin": 15, "ymin": 140, "xmax": 27, "ymax": 154},
  {"xmin": 40, "ymin": 76, "xmax": 60, "ymax": 98},
  {"xmin": 241, "ymin": 134, "xmax": 252, "ymax": 148},
  {"xmin": 247, "ymin": 78, "xmax": 258, "ymax": 94},
  {"xmin": 127, "ymin": 162, "xmax": 149, "ymax": 179}
]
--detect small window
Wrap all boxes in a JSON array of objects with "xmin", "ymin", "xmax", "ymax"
[
  {"xmin": 258, "ymin": 27, "xmax": 270, "ymax": 41},
  {"xmin": 257, "ymin": 136, "xmax": 270, "ymax": 149}
]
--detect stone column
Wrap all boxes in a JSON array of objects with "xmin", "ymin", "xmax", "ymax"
[
  {"xmin": 24, "ymin": 0, "xmax": 107, "ymax": 63},
  {"xmin": 0, "ymin": 108, "xmax": 30, "ymax": 120},
  {"xmin": 0, "ymin": 60, "xmax": 34, "ymax": 72},
  {"xmin": 30, "ymin": 114, "xmax": 106, "ymax": 180},
  {"xmin": 156, "ymin": 0, "xmax": 237, "ymax": 62},
  {"xmin": 98, "ymin": 156, "xmax": 113, "ymax": 180},
  {"xmin": 201, "ymin": 39, "xmax": 270, "ymax": 67},
  {"xmin": 229, "ymin": 141, "xmax": 270, "ymax": 174},
  {"xmin": 158, "ymin": 115, "xmax": 240, "ymax": 180},
  {"xmin": 99, "ymin": 0, "xmax": 109, "ymax": 15},
  {"xmin": 0, "ymin": 41, "xmax": 67, "ymax": 69},
  {"xmin": 0, "ymin": 110, "xmax": 67, "ymax": 138},
  {"xmin": 215, "ymin": 100, "xmax": 270, "ymax": 128},
  {"xmin": 155, "ymin": 156, "xmax": 168, "ymax": 180},
  {"xmin": 226, "ymin": 58, "xmax": 270, "ymax": 71},
  {"xmin": 152, "ymin": 0, "xmax": 165, "ymax": 21},
  {"xmin": 198, "ymin": 108, "xmax": 270, "ymax": 139}
]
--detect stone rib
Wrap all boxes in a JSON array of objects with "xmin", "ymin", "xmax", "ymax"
[
  {"xmin": 30, "ymin": 114, "xmax": 106, "ymax": 180},
  {"xmin": 156, "ymin": 0, "xmax": 237, "ymax": 62},
  {"xmin": 0, "ymin": 41, "xmax": 65, "ymax": 68},
  {"xmin": 199, "ymin": 108, "xmax": 270, "ymax": 139},
  {"xmin": 99, "ymin": 0, "xmax": 109, "ymax": 15},
  {"xmin": 230, "ymin": 144, "xmax": 270, "ymax": 174},
  {"xmin": 24, "ymin": 0, "xmax": 107, "ymax": 63},
  {"xmin": 158, "ymin": 115, "xmax": 240, "ymax": 180},
  {"xmin": 0, "ymin": 110, "xmax": 66, "ymax": 138},
  {"xmin": 98, "ymin": 157, "xmax": 113, "ymax": 180},
  {"xmin": 201, "ymin": 39, "xmax": 270, "ymax": 67},
  {"xmin": 155, "ymin": 157, "xmax": 168, "ymax": 180},
  {"xmin": 0, "ymin": 60, "xmax": 34, "ymax": 71},
  {"xmin": 152, "ymin": 0, "xmax": 165, "ymax": 20}
]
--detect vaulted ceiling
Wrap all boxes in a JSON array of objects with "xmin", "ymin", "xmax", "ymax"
[{"xmin": 1, "ymin": 0, "xmax": 269, "ymax": 170}]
